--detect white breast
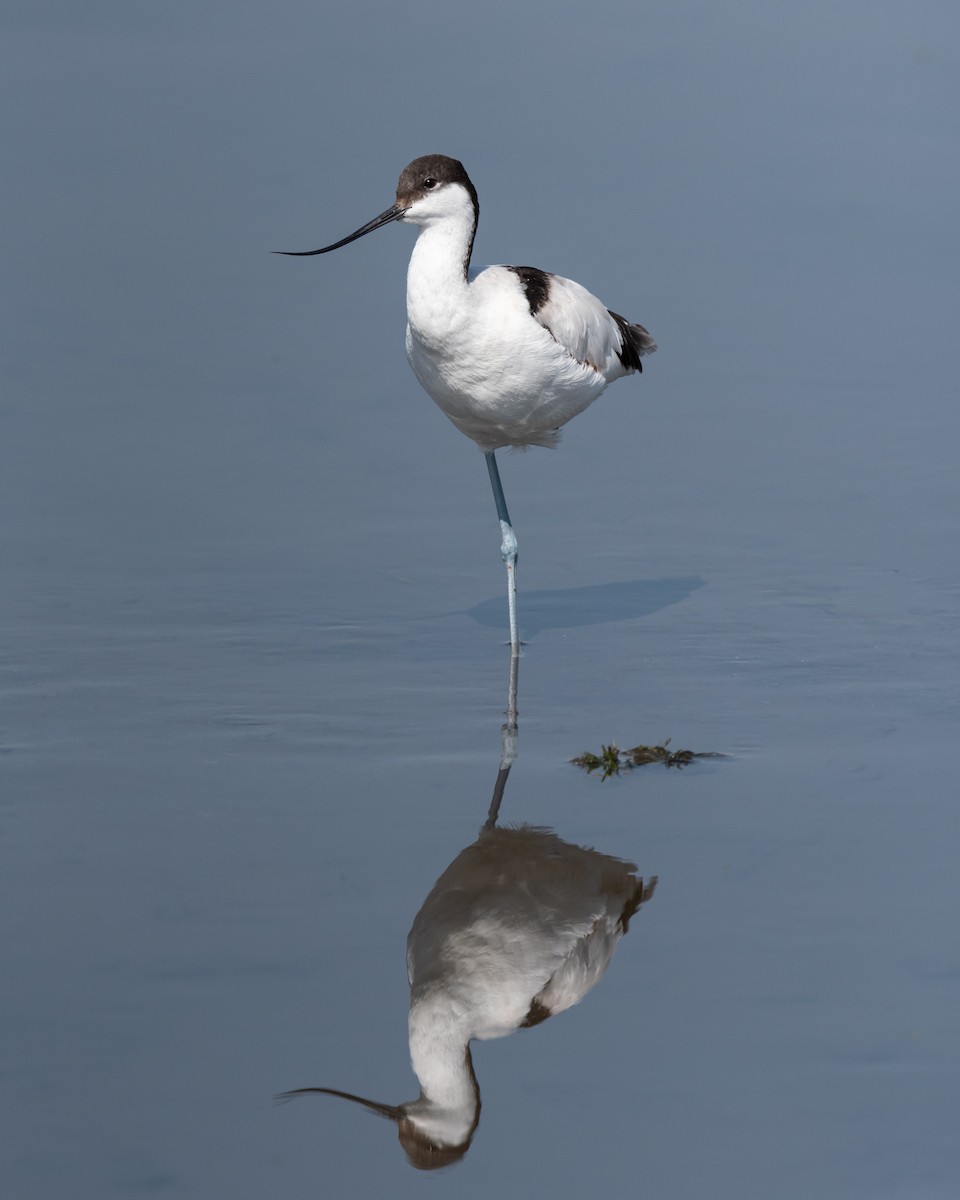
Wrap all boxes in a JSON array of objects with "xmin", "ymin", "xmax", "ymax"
[{"xmin": 405, "ymin": 263, "xmax": 616, "ymax": 452}]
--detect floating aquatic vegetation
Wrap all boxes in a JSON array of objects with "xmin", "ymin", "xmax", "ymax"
[{"xmin": 571, "ymin": 739, "xmax": 726, "ymax": 780}]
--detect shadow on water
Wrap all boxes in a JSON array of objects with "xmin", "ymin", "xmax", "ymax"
[
  {"xmin": 466, "ymin": 576, "xmax": 704, "ymax": 637},
  {"xmin": 279, "ymin": 652, "xmax": 658, "ymax": 1170}
]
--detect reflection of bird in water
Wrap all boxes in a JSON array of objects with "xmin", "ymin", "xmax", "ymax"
[
  {"xmin": 282, "ymin": 825, "xmax": 656, "ymax": 1169},
  {"xmin": 280, "ymin": 653, "xmax": 657, "ymax": 1168}
]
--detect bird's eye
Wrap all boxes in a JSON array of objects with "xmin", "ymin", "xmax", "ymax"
[{"xmin": 423, "ymin": 178, "xmax": 438, "ymax": 190}]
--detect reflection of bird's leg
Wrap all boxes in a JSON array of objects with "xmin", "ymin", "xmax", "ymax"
[
  {"xmin": 485, "ymin": 451, "xmax": 519, "ymax": 652},
  {"xmin": 485, "ymin": 650, "xmax": 520, "ymax": 830},
  {"xmin": 504, "ymin": 642, "xmax": 519, "ymax": 727}
]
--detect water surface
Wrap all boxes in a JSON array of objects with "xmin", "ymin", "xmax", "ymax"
[{"xmin": 3, "ymin": 3, "xmax": 959, "ymax": 1197}]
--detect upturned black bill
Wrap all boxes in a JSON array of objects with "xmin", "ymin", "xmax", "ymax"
[{"xmin": 273, "ymin": 204, "xmax": 405, "ymax": 256}]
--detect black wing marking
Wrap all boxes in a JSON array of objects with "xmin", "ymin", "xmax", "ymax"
[
  {"xmin": 609, "ymin": 309, "xmax": 657, "ymax": 372},
  {"xmin": 506, "ymin": 265, "xmax": 552, "ymax": 316}
]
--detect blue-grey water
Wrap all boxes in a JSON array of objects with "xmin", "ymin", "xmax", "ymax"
[{"xmin": 3, "ymin": 2, "xmax": 959, "ymax": 1196}]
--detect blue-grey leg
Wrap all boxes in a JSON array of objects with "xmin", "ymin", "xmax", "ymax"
[{"xmin": 485, "ymin": 451, "xmax": 520, "ymax": 653}]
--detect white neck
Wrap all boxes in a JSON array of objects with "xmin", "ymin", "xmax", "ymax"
[
  {"xmin": 405, "ymin": 213, "xmax": 474, "ymax": 341},
  {"xmin": 407, "ymin": 994, "xmax": 477, "ymax": 1113}
]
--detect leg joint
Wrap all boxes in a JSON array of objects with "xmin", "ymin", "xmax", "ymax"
[{"xmin": 499, "ymin": 520, "xmax": 518, "ymax": 564}]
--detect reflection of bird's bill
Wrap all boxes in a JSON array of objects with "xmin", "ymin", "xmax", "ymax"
[
  {"xmin": 276, "ymin": 1085, "xmax": 476, "ymax": 1171},
  {"xmin": 277, "ymin": 1085, "xmax": 401, "ymax": 1119}
]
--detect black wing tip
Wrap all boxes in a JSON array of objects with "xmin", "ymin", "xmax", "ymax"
[{"xmin": 609, "ymin": 310, "xmax": 657, "ymax": 371}]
